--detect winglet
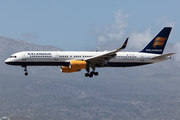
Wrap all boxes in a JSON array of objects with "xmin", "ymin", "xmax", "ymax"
[
  {"xmin": 121, "ymin": 37, "xmax": 129, "ymax": 49},
  {"xmin": 116, "ymin": 37, "xmax": 129, "ymax": 52}
]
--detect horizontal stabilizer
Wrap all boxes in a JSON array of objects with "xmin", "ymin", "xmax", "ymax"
[{"xmin": 151, "ymin": 53, "xmax": 175, "ymax": 59}]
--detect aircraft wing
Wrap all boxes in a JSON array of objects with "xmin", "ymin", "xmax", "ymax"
[
  {"xmin": 151, "ymin": 53, "xmax": 175, "ymax": 60},
  {"xmin": 84, "ymin": 38, "xmax": 128, "ymax": 66}
]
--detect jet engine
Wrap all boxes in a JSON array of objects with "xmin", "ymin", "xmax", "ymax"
[{"xmin": 61, "ymin": 60, "xmax": 87, "ymax": 73}]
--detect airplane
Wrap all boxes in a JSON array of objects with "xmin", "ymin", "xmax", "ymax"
[{"xmin": 5, "ymin": 27, "xmax": 175, "ymax": 78}]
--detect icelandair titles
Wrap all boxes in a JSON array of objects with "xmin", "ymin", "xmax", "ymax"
[
  {"xmin": 27, "ymin": 53, "xmax": 51, "ymax": 55},
  {"xmin": 146, "ymin": 49, "xmax": 162, "ymax": 52}
]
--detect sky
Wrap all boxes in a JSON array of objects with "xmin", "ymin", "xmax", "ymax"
[{"xmin": 0, "ymin": 0, "xmax": 179, "ymax": 51}]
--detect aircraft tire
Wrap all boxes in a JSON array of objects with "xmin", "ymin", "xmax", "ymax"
[
  {"xmin": 89, "ymin": 72, "xmax": 93, "ymax": 78},
  {"xmin": 25, "ymin": 72, "xmax": 28, "ymax": 76},
  {"xmin": 85, "ymin": 73, "xmax": 89, "ymax": 77},
  {"xmin": 94, "ymin": 72, "xmax": 98, "ymax": 76}
]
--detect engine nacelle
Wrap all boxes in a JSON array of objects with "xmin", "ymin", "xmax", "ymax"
[
  {"xmin": 61, "ymin": 66, "xmax": 81, "ymax": 73},
  {"xmin": 61, "ymin": 60, "xmax": 87, "ymax": 73},
  {"xmin": 70, "ymin": 60, "xmax": 87, "ymax": 69}
]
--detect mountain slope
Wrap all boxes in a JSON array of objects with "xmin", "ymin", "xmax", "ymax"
[{"xmin": 0, "ymin": 36, "xmax": 180, "ymax": 120}]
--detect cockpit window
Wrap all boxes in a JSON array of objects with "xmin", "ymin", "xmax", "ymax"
[{"xmin": 10, "ymin": 56, "xmax": 16, "ymax": 58}]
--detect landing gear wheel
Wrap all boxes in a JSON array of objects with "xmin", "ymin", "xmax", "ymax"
[
  {"xmin": 91, "ymin": 71, "xmax": 98, "ymax": 76},
  {"xmin": 85, "ymin": 71, "xmax": 99, "ymax": 78},
  {"xmin": 89, "ymin": 73, "xmax": 93, "ymax": 78},
  {"xmin": 25, "ymin": 72, "xmax": 28, "ymax": 76},
  {"xmin": 22, "ymin": 66, "xmax": 28, "ymax": 76},
  {"xmin": 94, "ymin": 72, "xmax": 99, "ymax": 76},
  {"xmin": 85, "ymin": 73, "xmax": 89, "ymax": 77}
]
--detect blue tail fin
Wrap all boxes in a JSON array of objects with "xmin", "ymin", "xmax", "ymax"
[{"xmin": 140, "ymin": 27, "xmax": 172, "ymax": 54}]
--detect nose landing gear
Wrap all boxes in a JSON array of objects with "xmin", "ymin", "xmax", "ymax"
[
  {"xmin": 22, "ymin": 66, "xmax": 28, "ymax": 76},
  {"xmin": 25, "ymin": 72, "xmax": 28, "ymax": 76}
]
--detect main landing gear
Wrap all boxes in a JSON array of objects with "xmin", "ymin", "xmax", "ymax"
[
  {"xmin": 85, "ymin": 63, "xmax": 99, "ymax": 78},
  {"xmin": 85, "ymin": 71, "xmax": 99, "ymax": 78},
  {"xmin": 22, "ymin": 66, "xmax": 28, "ymax": 76}
]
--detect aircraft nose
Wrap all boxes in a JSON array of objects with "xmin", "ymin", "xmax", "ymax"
[{"xmin": 5, "ymin": 58, "xmax": 11, "ymax": 65}]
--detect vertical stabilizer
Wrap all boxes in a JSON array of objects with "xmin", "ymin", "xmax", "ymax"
[{"xmin": 140, "ymin": 27, "xmax": 172, "ymax": 54}]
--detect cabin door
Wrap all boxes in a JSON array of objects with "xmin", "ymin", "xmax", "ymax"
[
  {"xmin": 54, "ymin": 54, "xmax": 59, "ymax": 61},
  {"xmin": 140, "ymin": 56, "xmax": 144, "ymax": 61},
  {"xmin": 22, "ymin": 54, "xmax": 26, "ymax": 61}
]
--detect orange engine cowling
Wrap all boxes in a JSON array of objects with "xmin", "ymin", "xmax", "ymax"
[
  {"xmin": 61, "ymin": 66, "xmax": 81, "ymax": 73},
  {"xmin": 61, "ymin": 60, "xmax": 87, "ymax": 73}
]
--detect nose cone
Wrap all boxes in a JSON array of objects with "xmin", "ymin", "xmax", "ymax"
[{"xmin": 5, "ymin": 58, "xmax": 11, "ymax": 65}]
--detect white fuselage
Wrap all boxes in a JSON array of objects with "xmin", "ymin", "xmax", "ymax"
[
  {"xmin": 5, "ymin": 51, "xmax": 170, "ymax": 67},
  {"xmin": 4, "ymin": 27, "xmax": 174, "ymax": 77}
]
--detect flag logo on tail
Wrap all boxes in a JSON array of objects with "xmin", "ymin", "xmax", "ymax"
[{"xmin": 153, "ymin": 37, "xmax": 167, "ymax": 48}]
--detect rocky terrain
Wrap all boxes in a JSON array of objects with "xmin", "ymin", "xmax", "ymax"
[{"xmin": 0, "ymin": 36, "xmax": 180, "ymax": 120}]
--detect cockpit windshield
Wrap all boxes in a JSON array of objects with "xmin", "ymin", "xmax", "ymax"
[{"xmin": 10, "ymin": 56, "xmax": 16, "ymax": 58}]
